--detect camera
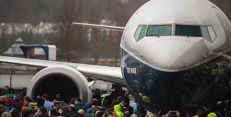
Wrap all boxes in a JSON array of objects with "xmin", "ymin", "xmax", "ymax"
[{"xmin": 169, "ymin": 110, "xmax": 177, "ymax": 117}]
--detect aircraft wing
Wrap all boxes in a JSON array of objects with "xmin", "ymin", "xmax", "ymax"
[
  {"xmin": 73, "ymin": 22, "xmax": 124, "ymax": 31},
  {"xmin": 0, "ymin": 56, "xmax": 125, "ymax": 86}
]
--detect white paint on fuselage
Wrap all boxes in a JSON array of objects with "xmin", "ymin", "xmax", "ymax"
[{"xmin": 135, "ymin": 37, "xmax": 209, "ymax": 70}]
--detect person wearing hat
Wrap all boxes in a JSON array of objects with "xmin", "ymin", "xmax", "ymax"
[
  {"xmin": 74, "ymin": 98, "xmax": 85, "ymax": 112},
  {"xmin": 78, "ymin": 109, "xmax": 85, "ymax": 117},
  {"xmin": 5, "ymin": 94, "xmax": 14, "ymax": 111}
]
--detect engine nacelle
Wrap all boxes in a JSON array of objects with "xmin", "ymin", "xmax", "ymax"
[{"xmin": 27, "ymin": 66, "xmax": 92, "ymax": 103}]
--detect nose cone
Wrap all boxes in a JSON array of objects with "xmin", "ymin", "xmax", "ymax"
[{"xmin": 136, "ymin": 38, "xmax": 209, "ymax": 71}]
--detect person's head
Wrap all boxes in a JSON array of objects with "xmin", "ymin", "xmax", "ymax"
[
  {"xmin": 14, "ymin": 98, "xmax": 20, "ymax": 103},
  {"xmin": 110, "ymin": 99, "xmax": 118, "ymax": 107},
  {"xmin": 0, "ymin": 104, "xmax": 5, "ymax": 113},
  {"xmin": 29, "ymin": 102, "xmax": 36, "ymax": 110},
  {"xmin": 207, "ymin": 112, "xmax": 217, "ymax": 117},
  {"xmin": 146, "ymin": 113, "xmax": 157, "ymax": 117},
  {"xmin": 91, "ymin": 98, "xmax": 98, "ymax": 106},
  {"xmin": 24, "ymin": 96, "xmax": 31, "ymax": 103},
  {"xmin": 95, "ymin": 89, "xmax": 101, "ymax": 94},
  {"xmin": 8, "ymin": 94, "xmax": 14, "ymax": 99},
  {"xmin": 55, "ymin": 101, "xmax": 62, "ymax": 109},
  {"xmin": 103, "ymin": 100, "xmax": 110, "ymax": 108},
  {"xmin": 6, "ymin": 98, "xmax": 14, "ymax": 106},
  {"xmin": 42, "ymin": 94, "xmax": 49, "ymax": 100},
  {"xmin": 0, "ymin": 96, "xmax": 6, "ymax": 103},
  {"xmin": 131, "ymin": 114, "xmax": 138, "ymax": 117},
  {"xmin": 36, "ymin": 107, "xmax": 47, "ymax": 116},
  {"xmin": 78, "ymin": 109, "xmax": 85, "ymax": 117},
  {"xmin": 117, "ymin": 96, "xmax": 123, "ymax": 103},
  {"xmin": 9, "ymin": 88, "xmax": 14, "ymax": 94},
  {"xmin": 166, "ymin": 110, "xmax": 181, "ymax": 117},
  {"xmin": 70, "ymin": 112, "xmax": 82, "ymax": 117},
  {"xmin": 69, "ymin": 98, "xmax": 76, "ymax": 104},
  {"xmin": 74, "ymin": 98, "xmax": 82, "ymax": 104},
  {"xmin": 69, "ymin": 104, "xmax": 75, "ymax": 111},
  {"xmin": 121, "ymin": 99, "xmax": 128, "ymax": 107},
  {"xmin": 85, "ymin": 102, "xmax": 92, "ymax": 110},
  {"xmin": 4, "ymin": 86, "xmax": 9, "ymax": 91},
  {"xmin": 60, "ymin": 101, "xmax": 66, "ymax": 107},
  {"xmin": 50, "ymin": 108, "xmax": 59, "ymax": 116},
  {"xmin": 2, "ymin": 112, "xmax": 11, "ymax": 117},
  {"xmin": 96, "ymin": 111, "xmax": 104, "ymax": 117}
]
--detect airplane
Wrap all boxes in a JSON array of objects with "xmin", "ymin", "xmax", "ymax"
[{"xmin": 1, "ymin": 0, "xmax": 231, "ymax": 116}]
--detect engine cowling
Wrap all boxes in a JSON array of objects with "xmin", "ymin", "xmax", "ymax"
[{"xmin": 26, "ymin": 66, "xmax": 92, "ymax": 103}]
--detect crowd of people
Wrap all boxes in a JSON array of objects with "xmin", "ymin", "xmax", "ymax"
[
  {"xmin": 0, "ymin": 85, "xmax": 222, "ymax": 117},
  {"xmin": 0, "ymin": 85, "xmax": 158, "ymax": 117}
]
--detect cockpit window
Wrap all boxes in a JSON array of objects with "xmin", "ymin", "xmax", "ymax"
[
  {"xmin": 201, "ymin": 25, "xmax": 216, "ymax": 43},
  {"xmin": 134, "ymin": 24, "xmax": 216, "ymax": 42},
  {"xmin": 207, "ymin": 26, "xmax": 216, "ymax": 41},
  {"xmin": 146, "ymin": 25, "xmax": 172, "ymax": 36},
  {"xmin": 201, "ymin": 26, "xmax": 212, "ymax": 42},
  {"xmin": 175, "ymin": 25, "xmax": 202, "ymax": 37},
  {"xmin": 135, "ymin": 25, "xmax": 147, "ymax": 41}
]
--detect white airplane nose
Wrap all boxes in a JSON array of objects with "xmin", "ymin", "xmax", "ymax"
[{"xmin": 136, "ymin": 38, "xmax": 209, "ymax": 71}]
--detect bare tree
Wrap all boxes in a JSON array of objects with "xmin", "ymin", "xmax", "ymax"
[
  {"xmin": 51, "ymin": 0, "xmax": 84, "ymax": 62},
  {"xmin": 86, "ymin": 29, "xmax": 110, "ymax": 64}
]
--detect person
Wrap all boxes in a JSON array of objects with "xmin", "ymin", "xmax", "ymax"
[
  {"xmin": 10, "ymin": 99, "xmax": 23, "ymax": 117},
  {"xmin": 22, "ymin": 102, "xmax": 36, "ymax": 117},
  {"xmin": 5, "ymin": 94, "xmax": 14, "ymax": 111},
  {"xmin": 42, "ymin": 94, "xmax": 54, "ymax": 113},
  {"xmin": 13, "ymin": 98, "xmax": 22, "ymax": 112},
  {"xmin": 2, "ymin": 112, "xmax": 11, "ymax": 117},
  {"xmin": 131, "ymin": 114, "xmax": 138, "ymax": 117},
  {"xmin": 74, "ymin": 98, "xmax": 85, "ymax": 112},
  {"xmin": 114, "ymin": 104, "xmax": 124, "ymax": 117},
  {"xmin": 28, "ymin": 105, "xmax": 39, "ymax": 117},
  {"xmin": 21, "ymin": 96, "xmax": 32, "ymax": 116},
  {"xmin": 146, "ymin": 113, "xmax": 157, "ymax": 117},
  {"xmin": 53, "ymin": 101, "xmax": 63, "ymax": 115},
  {"xmin": 32, "ymin": 106, "xmax": 49, "ymax": 117},
  {"xmin": 65, "ymin": 104, "xmax": 76, "ymax": 117},
  {"xmin": 165, "ymin": 110, "xmax": 181, "ymax": 117},
  {"xmin": 50, "ymin": 108, "xmax": 59, "ymax": 117},
  {"xmin": 0, "ymin": 105, "xmax": 5, "ymax": 116},
  {"xmin": 133, "ymin": 104, "xmax": 146, "ymax": 117},
  {"xmin": 3, "ymin": 86, "xmax": 10, "ymax": 98},
  {"xmin": 207, "ymin": 112, "xmax": 217, "ymax": 117},
  {"xmin": 117, "ymin": 96, "xmax": 124, "ymax": 104},
  {"xmin": 23, "ymin": 96, "xmax": 31, "ymax": 107},
  {"xmin": 85, "ymin": 98, "xmax": 100, "ymax": 117},
  {"xmin": 95, "ymin": 111, "xmax": 104, "ymax": 117},
  {"xmin": 104, "ymin": 92, "xmax": 117, "ymax": 106},
  {"xmin": 93, "ymin": 89, "xmax": 101, "ymax": 106},
  {"xmin": 84, "ymin": 102, "xmax": 92, "ymax": 110},
  {"xmin": 78, "ymin": 109, "xmax": 85, "ymax": 117},
  {"xmin": 0, "ymin": 96, "xmax": 6, "ymax": 106},
  {"xmin": 36, "ymin": 95, "xmax": 44, "ymax": 107},
  {"xmin": 121, "ymin": 99, "xmax": 133, "ymax": 117}
]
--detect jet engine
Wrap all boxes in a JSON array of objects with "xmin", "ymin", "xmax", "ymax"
[{"xmin": 26, "ymin": 66, "xmax": 92, "ymax": 103}]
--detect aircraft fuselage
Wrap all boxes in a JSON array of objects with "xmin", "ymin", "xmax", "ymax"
[{"xmin": 120, "ymin": 0, "xmax": 231, "ymax": 115}]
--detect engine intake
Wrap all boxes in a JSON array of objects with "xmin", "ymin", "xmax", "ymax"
[{"xmin": 27, "ymin": 66, "xmax": 92, "ymax": 103}]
